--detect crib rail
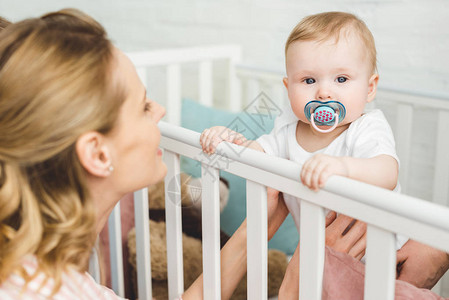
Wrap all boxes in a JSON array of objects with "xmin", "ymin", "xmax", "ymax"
[
  {"xmin": 156, "ymin": 121, "xmax": 449, "ymax": 300},
  {"xmin": 127, "ymin": 45, "xmax": 241, "ymax": 125}
]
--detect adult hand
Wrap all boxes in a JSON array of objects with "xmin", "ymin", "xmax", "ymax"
[
  {"xmin": 266, "ymin": 188, "xmax": 289, "ymax": 240},
  {"xmin": 396, "ymin": 239, "xmax": 449, "ymax": 289},
  {"xmin": 325, "ymin": 211, "xmax": 367, "ymax": 260}
]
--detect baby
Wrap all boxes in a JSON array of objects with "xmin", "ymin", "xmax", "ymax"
[{"xmin": 200, "ymin": 12, "xmax": 407, "ymax": 252}]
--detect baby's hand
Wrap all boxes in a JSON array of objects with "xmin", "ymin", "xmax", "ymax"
[
  {"xmin": 200, "ymin": 126, "xmax": 247, "ymax": 154},
  {"xmin": 300, "ymin": 154, "xmax": 349, "ymax": 191}
]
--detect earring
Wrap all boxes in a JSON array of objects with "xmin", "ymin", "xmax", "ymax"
[{"xmin": 108, "ymin": 165, "xmax": 114, "ymax": 173}]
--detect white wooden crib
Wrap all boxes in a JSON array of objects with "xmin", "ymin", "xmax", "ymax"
[{"xmin": 92, "ymin": 45, "xmax": 449, "ymax": 300}]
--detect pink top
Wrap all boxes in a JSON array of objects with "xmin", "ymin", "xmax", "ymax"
[
  {"xmin": 322, "ymin": 246, "xmax": 446, "ymax": 300},
  {"xmin": 0, "ymin": 256, "xmax": 126, "ymax": 300}
]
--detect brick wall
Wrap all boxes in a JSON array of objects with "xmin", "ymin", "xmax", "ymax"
[{"xmin": 1, "ymin": 0, "xmax": 448, "ymax": 95}]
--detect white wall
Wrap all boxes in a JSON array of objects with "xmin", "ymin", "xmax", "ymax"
[{"xmin": 1, "ymin": 0, "xmax": 448, "ymax": 97}]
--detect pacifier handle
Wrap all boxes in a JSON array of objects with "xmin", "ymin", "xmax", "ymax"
[{"xmin": 311, "ymin": 114, "xmax": 339, "ymax": 133}]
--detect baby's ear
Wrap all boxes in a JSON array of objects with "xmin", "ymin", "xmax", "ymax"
[
  {"xmin": 283, "ymin": 77, "xmax": 288, "ymax": 89},
  {"xmin": 367, "ymin": 74, "xmax": 379, "ymax": 103}
]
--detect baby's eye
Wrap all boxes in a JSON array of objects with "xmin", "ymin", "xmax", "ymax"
[
  {"xmin": 336, "ymin": 77, "xmax": 347, "ymax": 83},
  {"xmin": 304, "ymin": 78, "xmax": 316, "ymax": 84},
  {"xmin": 144, "ymin": 102, "xmax": 151, "ymax": 112}
]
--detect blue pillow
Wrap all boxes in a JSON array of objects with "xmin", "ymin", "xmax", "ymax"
[{"xmin": 180, "ymin": 98, "xmax": 298, "ymax": 255}]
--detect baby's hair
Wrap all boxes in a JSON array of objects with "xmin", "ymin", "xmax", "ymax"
[
  {"xmin": 285, "ymin": 11, "xmax": 377, "ymax": 74},
  {"xmin": 0, "ymin": 9, "xmax": 125, "ymax": 295},
  {"xmin": 0, "ymin": 16, "xmax": 11, "ymax": 31}
]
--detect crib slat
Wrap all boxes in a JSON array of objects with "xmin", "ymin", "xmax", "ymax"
[
  {"xmin": 199, "ymin": 60, "xmax": 213, "ymax": 107},
  {"xmin": 432, "ymin": 110, "xmax": 449, "ymax": 295},
  {"xmin": 88, "ymin": 240, "xmax": 101, "ymax": 284},
  {"xmin": 395, "ymin": 103, "xmax": 413, "ymax": 192},
  {"xmin": 269, "ymin": 83, "xmax": 287, "ymax": 108},
  {"xmin": 226, "ymin": 57, "xmax": 241, "ymax": 112},
  {"xmin": 136, "ymin": 67, "xmax": 148, "ymax": 88},
  {"xmin": 108, "ymin": 202, "xmax": 125, "ymax": 297},
  {"xmin": 166, "ymin": 64, "xmax": 181, "ymax": 126},
  {"xmin": 433, "ymin": 110, "xmax": 449, "ymax": 206},
  {"xmin": 234, "ymin": 74, "xmax": 245, "ymax": 107},
  {"xmin": 299, "ymin": 200, "xmax": 325, "ymax": 300},
  {"xmin": 431, "ymin": 110, "xmax": 449, "ymax": 300},
  {"xmin": 134, "ymin": 188, "xmax": 153, "ymax": 300},
  {"xmin": 246, "ymin": 79, "xmax": 260, "ymax": 107},
  {"xmin": 128, "ymin": 45, "xmax": 241, "ymax": 66},
  {"xmin": 246, "ymin": 180, "xmax": 268, "ymax": 300},
  {"xmin": 201, "ymin": 164, "xmax": 221, "ymax": 299},
  {"xmin": 364, "ymin": 225, "xmax": 396, "ymax": 300},
  {"xmin": 429, "ymin": 108, "xmax": 446, "ymax": 300},
  {"xmin": 164, "ymin": 151, "xmax": 184, "ymax": 300}
]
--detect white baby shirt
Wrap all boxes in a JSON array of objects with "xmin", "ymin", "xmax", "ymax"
[{"xmin": 257, "ymin": 108, "xmax": 408, "ymax": 251}]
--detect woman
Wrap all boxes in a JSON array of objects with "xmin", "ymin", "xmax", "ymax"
[{"xmin": 0, "ymin": 9, "xmax": 289, "ymax": 300}]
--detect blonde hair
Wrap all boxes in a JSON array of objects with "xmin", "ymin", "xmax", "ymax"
[
  {"xmin": 285, "ymin": 11, "xmax": 377, "ymax": 73},
  {"xmin": 0, "ymin": 9, "xmax": 125, "ymax": 293},
  {"xmin": 0, "ymin": 17, "xmax": 11, "ymax": 31}
]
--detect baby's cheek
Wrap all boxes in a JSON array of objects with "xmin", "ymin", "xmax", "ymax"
[{"xmin": 290, "ymin": 102, "xmax": 304, "ymax": 118}]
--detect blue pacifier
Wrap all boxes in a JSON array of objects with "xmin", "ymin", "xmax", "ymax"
[{"xmin": 304, "ymin": 100, "xmax": 346, "ymax": 133}]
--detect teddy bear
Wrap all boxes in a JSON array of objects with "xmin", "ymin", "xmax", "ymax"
[{"xmin": 127, "ymin": 173, "xmax": 288, "ymax": 300}]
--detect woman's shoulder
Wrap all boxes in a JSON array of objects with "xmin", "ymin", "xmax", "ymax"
[{"xmin": 0, "ymin": 256, "xmax": 125, "ymax": 300}]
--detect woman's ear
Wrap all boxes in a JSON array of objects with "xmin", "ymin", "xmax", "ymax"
[
  {"xmin": 283, "ymin": 77, "xmax": 289, "ymax": 89},
  {"xmin": 76, "ymin": 131, "xmax": 113, "ymax": 177},
  {"xmin": 367, "ymin": 73, "xmax": 379, "ymax": 103}
]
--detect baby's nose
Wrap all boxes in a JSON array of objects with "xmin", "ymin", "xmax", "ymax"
[{"xmin": 316, "ymin": 85, "xmax": 333, "ymax": 100}]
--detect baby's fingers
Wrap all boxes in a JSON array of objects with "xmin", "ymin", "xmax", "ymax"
[
  {"xmin": 316, "ymin": 166, "xmax": 333, "ymax": 190},
  {"xmin": 301, "ymin": 159, "xmax": 319, "ymax": 190},
  {"xmin": 210, "ymin": 134, "xmax": 228, "ymax": 153},
  {"xmin": 200, "ymin": 128, "xmax": 211, "ymax": 152},
  {"xmin": 308, "ymin": 161, "xmax": 330, "ymax": 191},
  {"xmin": 200, "ymin": 127, "xmax": 221, "ymax": 154},
  {"xmin": 203, "ymin": 129, "xmax": 218, "ymax": 153},
  {"xmin": 205, "ymin": 128, "xmax": 222, "ymax": 153},
  {"xmin": 229, "ymin": 131, "xmax": 247, "ymax": 145}
]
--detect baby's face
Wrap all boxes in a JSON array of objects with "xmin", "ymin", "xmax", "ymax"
[{"xmin": 284, "ymin": 33, "xmax": 378, "ymax": 129}]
